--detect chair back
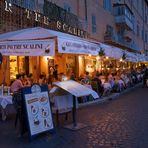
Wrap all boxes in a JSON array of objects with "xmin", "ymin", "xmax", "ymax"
[
  {"xmin": 12, "ymin": 91, "xmax": 23, "ymax": 111},
  {"xmin": 91, "ymin": 81, "xmax": 99, "ymax": 94}
]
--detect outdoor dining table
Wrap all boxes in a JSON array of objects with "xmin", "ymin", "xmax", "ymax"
[{"xmin": 0, "ymin": 95, "xmax": 13, "ymax": 120}]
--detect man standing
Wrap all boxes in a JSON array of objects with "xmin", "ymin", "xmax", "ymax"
[{"xmin": 53, "ymin": 64, "xmax": 58, "ymax": 80}]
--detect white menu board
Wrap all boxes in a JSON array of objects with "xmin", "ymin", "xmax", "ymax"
[
  {"xmin": 24, "ymin": 91, "xmax": 53, "ymax": 136},
  {"xmin": 53, "ymin": 80, "xmax": 99, "ymax": 98}
]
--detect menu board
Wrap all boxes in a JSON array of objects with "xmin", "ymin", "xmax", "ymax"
[
  {"xmin": 53, "ymin": 80, "xmax": 99, "ymax": 98},
  {"xmin": 23, "ymin": 85, "xmax": 54, "ymax": 137}
]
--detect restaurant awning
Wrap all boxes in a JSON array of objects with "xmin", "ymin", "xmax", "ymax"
[
  {"xmin": 99, "ymin": 43, "xmax": 123, "ymax": 59},
  {"xmin": 0, "ymin": 27, "xmax": 100, "ymax": 56}
]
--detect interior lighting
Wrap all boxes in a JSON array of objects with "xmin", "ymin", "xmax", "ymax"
[
  {"xmin": 120, "ymin": 58, "xmax": 123, "ymax": 62},
  {"xmin": 96, "ymin": 56, "xmax": 100, "ymax": 60}
]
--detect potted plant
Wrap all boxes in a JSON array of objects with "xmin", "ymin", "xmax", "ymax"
[
  {"xmin": 122, "ymin": 52, "xmax": 126, "ymax": 60},
  {"xmin": 98, "ymin": 47, "xmax": 105, "ymax": 57}
]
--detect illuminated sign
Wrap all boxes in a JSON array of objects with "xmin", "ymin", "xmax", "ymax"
[{"xmin": 1, "ymin": 0, "xmax": 88, "ymax": 38}]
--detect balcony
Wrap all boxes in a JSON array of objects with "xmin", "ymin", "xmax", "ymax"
[
  {"xmin": 118, "ymin": 37, "xmax": 140, "ymax": 51},
  {"xmin": 124, "ymin": 30, "xmax": 133, "ymax": 42},
  {"xmin": 104, "ymin": 33, "xmax": 140, "ymax": 52},
  {"xmin": 115, "ymin": 15, "xmax": 134, "ymax": 30},
  {"xmin": 113, "ymin": 4, "xmax": 134, "ymax": 30}
]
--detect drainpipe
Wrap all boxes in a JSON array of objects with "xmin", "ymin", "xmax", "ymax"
[
  {"xmin": 84, "ymin": 0, "xmax": 87, "ymax": 21},
  {"xmin": 142, "ymin": 1, "xmax": 145, "ymax": 54},
  {"xmin": 77, "ymin": 0, "xmax": 79, "ymax": 17}
]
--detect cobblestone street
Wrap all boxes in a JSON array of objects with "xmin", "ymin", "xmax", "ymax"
[{"xmin": 0, "ymin": 86, "xmax": 148, "ymax": 148}]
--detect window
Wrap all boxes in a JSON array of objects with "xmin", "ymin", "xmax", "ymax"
[
  {"xmin": 106, "ymin": 25, "xmax": 113, "ymax": 35},
  {"xmin": 12, "ymin": 0, "xmax": 35, "ymax": 10},
  {"xmin": 103, "ymin": 0, "xmax": 112, "ymax": 12},
  {"xmin": 142, "ymin": 29, "xmax": 144, "ymax": 40},
  {"xmin": 64, "ymin": 3, "xmax": 71, "ymax": 13},
  {"xmin": 145, "ymin": 31, "xmax": 148, "ymax": 43},
  {"xmin": 137, "ymin": 25, "xmax": 140, "ymax": 36},
  {"xmin": 136, "ymin": 0, "xmax": 139, "ymax": 10},
  {"xmin": 92, "ymin": 15, "xmax": 97, "ymax": 33},
  {"xmin": 145, "ymin": 15, "xmax": 147, "ymax": 24}
]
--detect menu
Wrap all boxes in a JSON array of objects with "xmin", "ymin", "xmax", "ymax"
[
  {"xmin": 24, "ymin": 91, "xmax": 53, "ymax": 136},
  {"xmin": 53, "ymin": 80, "xmax": 99, "ymax": 98}
]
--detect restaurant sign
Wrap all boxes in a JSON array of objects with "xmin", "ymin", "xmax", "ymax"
[
  {"xmin": 58, "ymin": 37, "xmax": 100, "ymax": 56},
  {"xmin": 53, "ymin": 80, "xmax": 99, "ymax": 98},
  {"xmin": 0, "ymin": 39, "xmax": 55, "ymax": 56},
  {"xmin": 22, "ymin": 84, "xmax": 54, "ymax": 139},
  {"xmin": 2, "ymin": 0, "xmax": 87, "ymax": 38}
]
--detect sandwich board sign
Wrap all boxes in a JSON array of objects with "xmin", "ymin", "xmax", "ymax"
[{"xmin": 22, "ymin": 84, "xmax": 54, "ymax": 140}]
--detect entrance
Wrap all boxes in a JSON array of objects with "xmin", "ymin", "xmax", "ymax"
[{"xmin": 9, "ymin": 56, "xmax": 29, "ymax": 80}]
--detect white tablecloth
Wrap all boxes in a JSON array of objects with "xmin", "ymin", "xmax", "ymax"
[
  {"xmin": 52, "ymin": 94, "xmax": 78, "ymax": 113},
  {"xmin": 0, "ymin": 95, "xmax": 13, "ymax": 109},
  {"xmin": 103, "ymin": 83, "xmax": 112, "ymax": 89}
]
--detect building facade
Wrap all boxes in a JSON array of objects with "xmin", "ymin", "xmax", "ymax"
[
  {"xmin": 39, "ymin": 0, "xmax": 148, "ymax": 54},
  {"xmin": 1, "ymin": 0, "xmax": 147, "ymax": 53}
]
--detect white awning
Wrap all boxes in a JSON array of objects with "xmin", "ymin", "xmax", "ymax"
[
  {"xmin": 99, "ymin": 43, "xmax": 123, "ymax": 59},
  {"xmin": 0, "ymin": 27, "xmax": 100, "ymax": 56},
  {"xmin": 58, "ymin": 37, "xmax": 99, "ymax": 55}
]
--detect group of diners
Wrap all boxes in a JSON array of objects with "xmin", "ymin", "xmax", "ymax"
[
  {"xmin": 78, "ymin": 68, "xmax": 144, "ymax": 97},
  {"xmin": 10, "ymin": 66, "xmax": 145, "ymax": 98}
]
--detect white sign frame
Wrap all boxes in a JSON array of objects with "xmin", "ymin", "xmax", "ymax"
[{"xmin": 0, "ymin": 39, "xmax": 55, "ymax": 56}]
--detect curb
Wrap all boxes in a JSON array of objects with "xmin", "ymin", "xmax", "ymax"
[{"xmin": 78, "ymin": 83, "xmax": 142, "ymax": 108}]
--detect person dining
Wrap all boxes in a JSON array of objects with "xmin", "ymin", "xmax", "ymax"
[
  {"xmin": 10, "ymin": 74, "xmax": 23, "ymax": 93},
  {"xmin": 80, "ymin": 72, "xmax": 91, "ymax": 85},
  {"xmin": 91, "ymin": 73, "xmax": 104, "ymax": 96},
  {"xmin": 108, "ymin": 73, "xmax": 115, "ymax": 88},
  {"xmin": 115, "ymin": 72, "xmax": 125, "ymax": 91},
  {"xmin": 38, "ymin": 74, "xmax": 47, "ymax": 85}
]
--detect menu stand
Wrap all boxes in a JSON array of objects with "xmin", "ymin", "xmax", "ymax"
[
  {"xmin": 53, "ymin": 80, "xmax": 99, "ymax": 131},
  {"xmin": 64, "ymin": 95, "xmax": 88, "ymax": 131}
]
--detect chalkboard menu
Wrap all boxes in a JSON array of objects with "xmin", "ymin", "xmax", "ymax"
[{"xmin": 22, "ymin": 84, "xmax": 54, "ymax": 139}]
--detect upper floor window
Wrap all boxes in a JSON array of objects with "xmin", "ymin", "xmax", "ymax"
[
  {"xmin": 114, "ymin": 5, "xmax": 133, "ymax": 22},
  {"xmin": 103, "ymin": 0, "xmax": 112, "ymax": 12},
  {"xmin": 92, "ymin": 15, "xmax": 97, "ymax": 33},
  {"xmin": 142, "ymin": 29, "xmax": 144, "ymax": 40},
  {"xmin": 145, "ymin": 31, "xmax": 148, "ymax": 43},
  {"xmin": 145, "ymin": 15, "xmax": 147, "ymax": 24},
  {"xmin": 136, "ymin": 0, "xmax": 139, "ymax": 10},
  {"xmin": 64, "ymin": 3, "xmax": 71, "ymax": 13},
  {"xmin": 12, "ymin": 0, "xmax": 35, "ymax": 10},
  {"xmin": 137, "ymin": 25, "xmax": 140, "ymax": 36},
  {"xmin": 106, "ymin": 25, "xmax": 113, "ymax": 35}
]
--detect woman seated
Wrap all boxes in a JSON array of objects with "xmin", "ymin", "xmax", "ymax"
[
  {"xmin": 113, "ymin": 73, "xmax": 125, "ymax": 92},
  {"xmin": 80, "ymin": 72, "xmax": 91, "ymax": 85},
  {"xmin": 102, "ymin": 77, "xmax": 112, "ymax": 96},
  {"xmin": 108, "ymin": 73, "xmax": 115, "ymax": 88},
  {"xmin": 121, "ymin": 72, "xmax": 130, "ymax": 88}
]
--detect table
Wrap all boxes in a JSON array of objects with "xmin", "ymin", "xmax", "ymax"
[{"xmin": 0, "ymin": 95, "xmax": 13, "ymax": 121}]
